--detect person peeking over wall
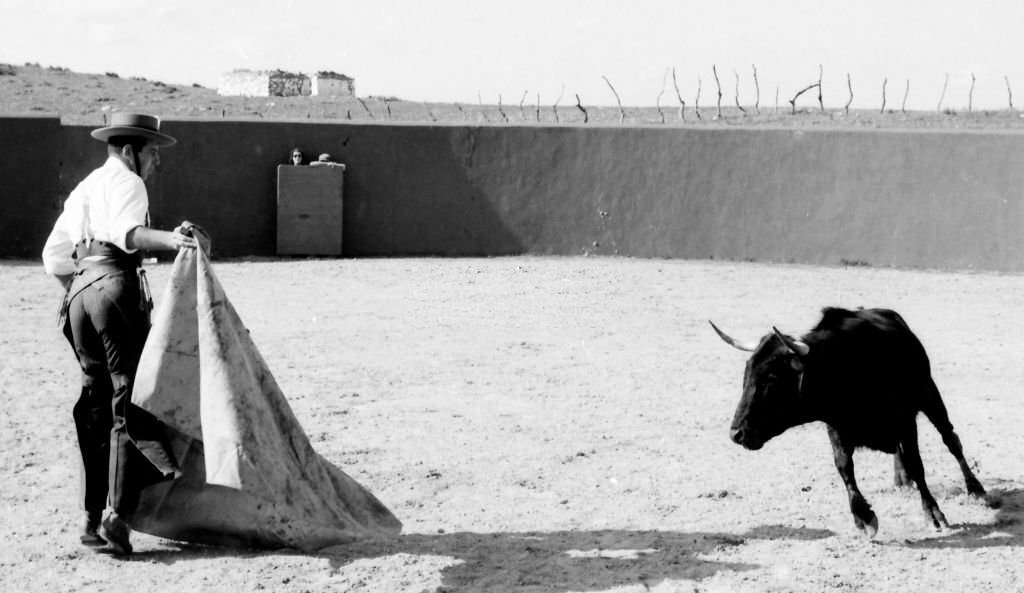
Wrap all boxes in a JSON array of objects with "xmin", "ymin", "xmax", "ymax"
[{"xmin": 309, "ymin": 153, "xmax": 345, "ymax": 169}]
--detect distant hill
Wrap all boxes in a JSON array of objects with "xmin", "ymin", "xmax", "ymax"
[{"xmin": 4, "ymin": 62, "xmax": 1024, "ymax": 129}]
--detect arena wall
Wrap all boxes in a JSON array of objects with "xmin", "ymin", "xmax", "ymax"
[
  {"xmin": 4, "ymin": 115, "xmax": 1024, "ymax": 271},
  {"xmin": 0, "ymin": 115, "xmax": 64, "ymax": 257}
]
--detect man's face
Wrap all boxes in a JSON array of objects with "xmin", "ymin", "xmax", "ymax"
[{"xmin": 136, "ymin": 143, "xmax": 160, "ymax": 180}]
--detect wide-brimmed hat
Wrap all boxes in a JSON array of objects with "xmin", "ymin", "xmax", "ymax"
[{"xmin": 90, "ymin": 113, "xmax": 177, "ymax": 147}]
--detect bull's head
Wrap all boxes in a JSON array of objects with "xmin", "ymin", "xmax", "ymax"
[{"xmin": 709, "ymin": 321, "xmax": 810, "ymax": 450}]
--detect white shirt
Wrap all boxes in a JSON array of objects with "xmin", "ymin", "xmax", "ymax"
[{"xmin": 42, "ymin": 156, "xmax": 149, "ymax": 276}]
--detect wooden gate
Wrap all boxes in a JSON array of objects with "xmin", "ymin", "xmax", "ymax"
[{"xmin": 276, "ymin": 165, "xmax": 345, "ymax": 256}]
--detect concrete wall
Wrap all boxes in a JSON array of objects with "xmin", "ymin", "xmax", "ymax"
[{"xmin": 5, "ymin": 115, "xmax": 1024, "ymax": 271}]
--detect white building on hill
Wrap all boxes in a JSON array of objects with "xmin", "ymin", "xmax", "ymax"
[
  {"xmin": 311, "ymin": 71, "xmax": 355, "ymax": 97},
  {"xmin": 218, "ymin": 69, "xmax": 311, "ymax": 97},
  {"xmin": 218, "ymin": 69, "xmax": 356, "ymax": 98}
]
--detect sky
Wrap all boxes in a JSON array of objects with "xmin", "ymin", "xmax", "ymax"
[{"xmin": 3, "ymin": 0, "xmax": 1024, "ymax": 111}]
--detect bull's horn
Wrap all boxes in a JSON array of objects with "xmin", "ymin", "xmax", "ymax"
[
  {"xmin": 772, "ymin": 326, "xmax": 810, "ymax": 356},
  {"xmin": 708, "ymin": 320, "xmax": 758, "ymax": 352}
]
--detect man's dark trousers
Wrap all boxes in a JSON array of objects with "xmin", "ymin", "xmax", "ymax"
[{"xmin": 65, "ymin": 266, "xmax": 154, "ymax": 521}]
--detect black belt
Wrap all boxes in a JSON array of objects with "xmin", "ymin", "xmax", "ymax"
[
  {"xmin": 73, "ymin": 239, "xmax": 142, "ymax": 270},
  {"xmin": 58, "ymin": 244, "xmax": 153, "ymax": 329}
]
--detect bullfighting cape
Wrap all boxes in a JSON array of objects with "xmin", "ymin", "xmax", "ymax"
[{"xmin": 130, "ymin": 247, "xmax": 401, "ymax": 551}]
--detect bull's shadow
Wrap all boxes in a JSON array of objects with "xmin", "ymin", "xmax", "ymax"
[
  {"xmin": 897, "ymin": 484, "xmax": 1024, "ymax": 550},
  {"xmin": 316, "ymin": 524, "xmax": 830, "ymax": 592},
  {"xmin": 132, "ymin": 524, "xmax": 830, "ymax": 591}
]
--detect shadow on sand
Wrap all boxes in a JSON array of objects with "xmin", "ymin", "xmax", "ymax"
[
  {"xmin": 129, "ymin": 525, "xmax": 832, "ymax": 591},
  {"xmin": 317, "ymin": 525, "xmax": 831, "ymax": 592},
  {"xmin": 897, "ymin": 486, "xmax": 1024, "ymax": 550}
]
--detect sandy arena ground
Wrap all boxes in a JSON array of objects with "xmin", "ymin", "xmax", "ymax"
[{"xmin": 2, "ymin": 256, "xmax": 1023, "ymax": 593}]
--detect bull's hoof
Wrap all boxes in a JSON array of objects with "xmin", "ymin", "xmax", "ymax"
[
  {"xmin": 966, "ymin": 479, "xmax": 986, "ymax": 498},
  {"xmin": 855, "ymin": 513, "xmax": 879, "ymax": 539},
  {"xmin": 925, "ymin": 507, "xmax": 949, "ymax": 530}
]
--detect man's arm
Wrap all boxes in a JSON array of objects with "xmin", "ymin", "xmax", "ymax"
[{"xmin": 126, "ymin": 225, "xmax": 197, "ymax": 252}]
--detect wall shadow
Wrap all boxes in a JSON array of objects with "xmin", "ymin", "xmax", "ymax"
[
  {"xmin": 128, "ymin": 525, "xmax": 831, "ymax": 590},
  {"xmin": 152, "ymin": 121, "xmax": 527, "ymax": 258},
  {"xmin": 896, "ymin": 486, "xmax": 1024, "ymax": 550}
]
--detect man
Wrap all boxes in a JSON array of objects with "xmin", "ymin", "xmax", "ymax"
[
  {"xmin": 42, "ymin": 113, "xmax": 201, "ymax": 556},
  {"xmin": 309, "ymin": 152, "xmax": 344, "ymax": 168}
]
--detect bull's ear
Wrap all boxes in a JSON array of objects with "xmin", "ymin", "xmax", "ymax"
[
  {"xmin": 709, "ymin": 320, "xmax": 758, "ymax": 352},
  {"xmin": 772, "ymin": 326, "xmax": 810, "ymax": 357}
]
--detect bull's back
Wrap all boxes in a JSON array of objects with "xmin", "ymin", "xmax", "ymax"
[
  {"xmin": 806, "ymin": 308, "xmax": 938, "ymax": 449},
  {"xmin": 810, "ymin": 308, "xmax": 929, "ymax": 370}
]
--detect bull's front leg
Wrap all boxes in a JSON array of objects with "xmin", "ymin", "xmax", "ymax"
[{"xmin": 828, "ymin": 427, "xmax": 878, "ymax": 538}]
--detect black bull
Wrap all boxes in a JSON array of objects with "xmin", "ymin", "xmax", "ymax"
[{"xmin": 710, "ymin": 307, "xmax": 986, "ymax": 537}]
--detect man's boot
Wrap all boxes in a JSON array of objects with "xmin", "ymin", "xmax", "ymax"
[
  {"xmin": 98, "ymin": 512, "xmax": 132, "ymax": 556},
  {"xmin": 80, "ymin": 511, "xmax": 106, "ymax": 547}
]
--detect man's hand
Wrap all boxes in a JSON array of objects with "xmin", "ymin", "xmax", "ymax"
[
  {"xmin": 169, "ymin": 228, "xmax": 198, "ymax": 250},
  {"xmin": 173, "ymin": 221, "xmax": 195, "ymax": 237},
  {"xmin": 174, "ymin": 220, "xmax": 211, "ymax": 254}
]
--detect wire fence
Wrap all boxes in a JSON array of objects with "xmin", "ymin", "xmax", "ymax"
[
  {"xmin": 211, "ymin": 64, "xmax": 1024, "ymax": 129},
  {"xmin": 207, "ymin": 94, "xmax": 1024, "ymax": 130},
  {"xmin": 11, "ymin": 61, "xmax": 1024, "ymax": 129}
]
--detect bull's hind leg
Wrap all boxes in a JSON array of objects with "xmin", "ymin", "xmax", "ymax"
[
  {"xmin": 893, "ymin": 452, "xmax": 913, "ymax": 488},
  {"xmin": 922, "ymin": 381, "xmax": 986, "ymax": 497},
  {"xmin": 827, "ymin": 427, "xmax": 878, "ymax": 537},
  {"xmin": 898, "ymin": 422, "xmax": 949, "ymax": 530}
]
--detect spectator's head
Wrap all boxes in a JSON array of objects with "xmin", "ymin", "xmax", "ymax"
[{"xmin": 291, "ymin": 148, "xmax": 304, "ymax": 165}]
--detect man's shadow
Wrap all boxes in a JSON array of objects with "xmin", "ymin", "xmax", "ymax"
[
  {"xmin": 896, "ymin": 484, "xmax": 1024, "ymax": 550},
  {"xmin": 136, "ymin": 525, "xmax": 831, "ymax": 591}
]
